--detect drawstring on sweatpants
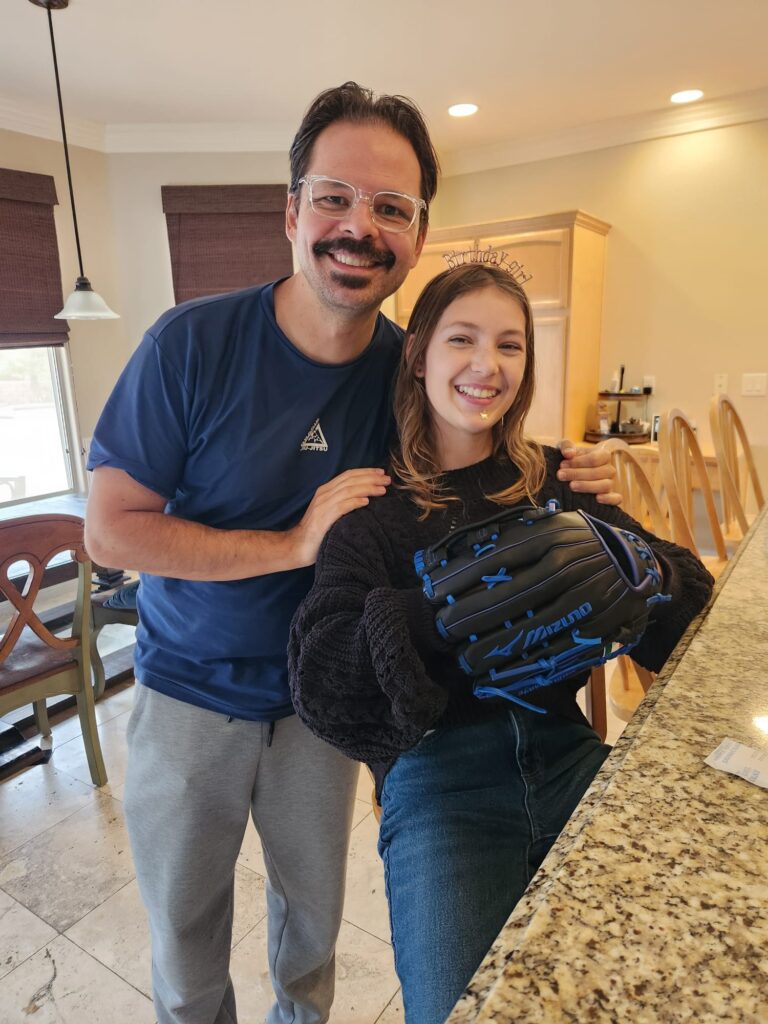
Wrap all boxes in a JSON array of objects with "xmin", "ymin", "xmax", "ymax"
[{"xmin": 225, "ymin": 715, "xmax": 274, "ymax": 746}]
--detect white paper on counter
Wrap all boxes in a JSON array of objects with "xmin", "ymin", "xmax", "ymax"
[{"xmin": 705, "ymin": 738, "xmax": 768, "ymax": 790}]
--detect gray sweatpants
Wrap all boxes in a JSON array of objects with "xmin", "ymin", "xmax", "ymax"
[{"xmin": 123, "ymin": 684, "xmax": 358, "ymax": 1024}]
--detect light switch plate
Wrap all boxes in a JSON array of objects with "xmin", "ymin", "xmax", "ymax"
[{"xmin": 741, "ymin": 373, "xmax": 767, "ymax": 396}]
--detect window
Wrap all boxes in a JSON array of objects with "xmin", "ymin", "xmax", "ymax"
[
  {"xmin": 0, "ymin": 167, "xmax": 81, "ymax": 507},
  {"xmin": 0, "ymin": 347, "xmax": 75, "ymax": 503},
  {"xmin": 161, "ymin": 184, "xmax": 294, "ymax": 304}
]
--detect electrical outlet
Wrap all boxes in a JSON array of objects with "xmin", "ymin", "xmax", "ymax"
[
  {"xmin": 714, "ymin": 373, "xmax": 728, "ymax": 394},
  {"xmin": 642, "ymin": 375, "xmax": 656, "ymax": 391},
  {"xmin": 741, "ymin": 373, "xmax": 768, "ymax": 396}
]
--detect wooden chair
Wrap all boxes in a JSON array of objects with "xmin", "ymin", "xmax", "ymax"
[
  {"xmin": 596, "ymin": 439, "xmax": 663, "ymax": 721},
  {"xmin": 599, "ymin": 438, "xmax": 669, "ymax": 538},
  {"xmin": 585, "ymin": 665, "xmax": 608, "ymax": 740},
  {"xmin": 709, "ymin": 394, "xmax": 765, "ymax": 541},
  {"xmin": 91, "ymin": 585, "xmax": 139, "ymax": 699},
  {"xmin": 0, "ymin": 515, "xmax": 107, "ymax": 786},
  {"xmin": 658, "ymin": 408, "xmax": 728, "ymax": 579}
]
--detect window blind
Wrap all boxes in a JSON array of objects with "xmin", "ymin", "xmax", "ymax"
[
  {"xmin": 0, "ymin": 168, "xmax": 68, "ymax": 349},
  {"xmin": 161, "ymin": 184, "xmax": 293, "ymax": 304}
]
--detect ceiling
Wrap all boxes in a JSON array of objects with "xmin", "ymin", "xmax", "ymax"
[{"xmin": 2, "ymin": 0, "xmax": 768, "ymax": 173}]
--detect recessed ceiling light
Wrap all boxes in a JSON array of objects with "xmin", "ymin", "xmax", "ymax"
[
  {"xmin": 448, "ymin": 103, "xmax": 478, "ymax": 118},
  {"xmin": 670, "ymin": 89, "xmax": 704, "ymax": 105}
]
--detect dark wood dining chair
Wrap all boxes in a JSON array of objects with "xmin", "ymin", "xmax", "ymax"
[
  {"xmin": 0, "ymin": 514, "xmax": 107, "ymax": 786},
  {"xmin": 90, "ymin": 585, "xmax": 139, "ymax": 699}
]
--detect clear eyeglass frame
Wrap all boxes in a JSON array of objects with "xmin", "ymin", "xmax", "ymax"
[{"xmin": 297, "ymin": 175, "xmax": 426, "ymax": 233}]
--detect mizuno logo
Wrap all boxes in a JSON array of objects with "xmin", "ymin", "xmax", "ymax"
[
  {"xmin": 522, "ymin": 602, "xmax": 593, "ymax": 650},
  {"xmin": 485, "ymin": 630, "xmax": 524, "ymax": 660}
]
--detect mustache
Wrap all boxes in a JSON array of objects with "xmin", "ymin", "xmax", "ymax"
[{"xmin": 312, "ymin": 238, "xmax": 395, "ymax": 268}]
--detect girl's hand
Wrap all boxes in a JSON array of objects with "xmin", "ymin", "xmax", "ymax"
[{"xmin": 556, "ymin": 439, "xmax": 622, "ymax": 506}]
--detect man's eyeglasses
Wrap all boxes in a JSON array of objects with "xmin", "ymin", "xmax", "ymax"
[{"xmin": 297, "ymin": 175, "xmax": 425, "ymax": 233}]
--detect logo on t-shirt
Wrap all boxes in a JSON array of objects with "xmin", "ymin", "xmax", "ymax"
[{"xmin": 300, "ymin": 418, "xmax": 328, "ymax": 452}]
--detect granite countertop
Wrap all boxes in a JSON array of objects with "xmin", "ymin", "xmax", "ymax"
[{"xmin": 448, "ymin": 506, "xmax": 768, "ymax": 1023}]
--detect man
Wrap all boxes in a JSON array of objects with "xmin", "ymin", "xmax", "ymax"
[{"xmin": 85, "ymin": 82, "xmax": 617, "ymax": 1024}]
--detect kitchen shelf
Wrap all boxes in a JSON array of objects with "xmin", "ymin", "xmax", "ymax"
[
  {"xmin": 584, "ymin": 430, "xmax": 650, "ymax": 444},
  {"xmin": 585, "ymin": 391, "xmax": 651, "ymax": 444}
]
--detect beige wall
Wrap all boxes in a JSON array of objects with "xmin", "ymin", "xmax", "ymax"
[
  {"xmin": 432, "ymin": 120, "xmax": 768, "ymax": 479},
  {"xmin": 0, "ymin": 130, "xmax": 289, "ymax": 442},
  {"xmin": 105, "ymin": 150, "xmax": 289, "ymax": 373},
  {"xmin": 0, "ymin": 127, "xmax": 128, "ymax": 440},
  {"xmin": 3, "ymin": 121, "xmax": 767, "ymax": 487}
]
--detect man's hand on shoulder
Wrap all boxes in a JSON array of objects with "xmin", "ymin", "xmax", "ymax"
[
  {"xmin": 288, "ymin": 468, "xmax": 391, "ymax": 568},
  {"xmin": 556, "ymin": 439, "xmax": 621, "ymax": 506}
]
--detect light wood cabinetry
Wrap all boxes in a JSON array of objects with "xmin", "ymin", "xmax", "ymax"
[{"xmin": 394, "ymin": 211, "xmax": 610, "ymax": 444}]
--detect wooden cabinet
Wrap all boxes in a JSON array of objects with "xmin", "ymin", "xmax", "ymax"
[{"xmin": 393, "ymin": 211, "xmax": 610, "ymax": 444}]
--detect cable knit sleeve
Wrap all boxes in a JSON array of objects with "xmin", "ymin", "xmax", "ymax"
[
  {"xmin": 540, "ymin": 447, "xmax": 715, "ymax": 672},
  {"xmin": 288, "ymin": 509, "xmax": 450, "ymax": 764}
]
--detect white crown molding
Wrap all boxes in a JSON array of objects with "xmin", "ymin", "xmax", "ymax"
[
  {"xmin": 0, "ymin": 97, "xmax": 105, "ymax": 150},
  {"xmin": 104, "ymin": 121, "xmax": 293, "ymax": 154},
  {"xmin": 2, "ymin": 87, "xmax": 767, "ymax": 166},
  {"xmin": 440, "ymin": 88, "xmax": 768, "ymax": 178}
]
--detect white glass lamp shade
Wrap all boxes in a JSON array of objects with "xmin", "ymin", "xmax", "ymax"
[{"xmin": 55, "ymin": 276, "xmax": 119, "ymax": 320}]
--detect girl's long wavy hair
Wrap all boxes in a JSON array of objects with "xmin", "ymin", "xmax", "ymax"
[{"xmin": 391, "ymin": 264, "xmax": 546, "ymax": 517}]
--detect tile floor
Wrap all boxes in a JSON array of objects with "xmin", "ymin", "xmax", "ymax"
[{"xmin": 0, "ymin": 625, "xmax": 627, "ymax": 1024}]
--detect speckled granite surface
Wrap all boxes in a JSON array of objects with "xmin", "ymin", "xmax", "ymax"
[{"xmin": 448, "ymin": 507, "xmax": 768, "ymax": 1023}]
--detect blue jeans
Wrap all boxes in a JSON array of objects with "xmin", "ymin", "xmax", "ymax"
[{"xmin": 377, "ymin": 710, "xmax": 610, "ymax": 1024}]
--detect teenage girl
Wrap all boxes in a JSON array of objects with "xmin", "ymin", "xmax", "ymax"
[{"xmin": 288, "ymin": 263, "xmax": 712, "ymax": 1024}]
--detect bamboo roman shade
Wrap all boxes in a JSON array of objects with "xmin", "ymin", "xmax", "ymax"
[
  {"xmin": 161, "ymin": 184, "xmax": 293, "ymax": 304},
  {"xmin": 0, "ymin": 168, "xmax": 68, "ymax": 349}
]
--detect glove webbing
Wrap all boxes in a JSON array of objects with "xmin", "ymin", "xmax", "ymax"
[{"xmin": 474, "ymin": 632, "xmax": 640, "ymax": 713}]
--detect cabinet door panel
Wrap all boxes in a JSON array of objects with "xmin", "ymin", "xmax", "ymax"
[
  {"xmin": 526, "ymin": 315, "xmax": 566, "ymax": 444},
  {"xmin": 480, "ymin": 230, "xmax": 569, "ymax": 309},
  {"xmin": 394, "ymin": 239, "xmax": 474, "ymax": 326}
]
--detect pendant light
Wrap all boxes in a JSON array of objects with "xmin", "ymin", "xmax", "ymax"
[{"xmin": 30, "ymin": 0, "xmax": 119, "ymax": 319}]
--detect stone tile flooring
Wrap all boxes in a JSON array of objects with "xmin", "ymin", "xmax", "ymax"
[{"xmin": 0, "ymin": 679, "xmax": 403, "ymax": 1023}]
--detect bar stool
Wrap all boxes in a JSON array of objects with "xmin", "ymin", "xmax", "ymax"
[
  {"xmin": 600, "ymin": 438, "xmax": 669, "ymax": 538},
  {"xmin": 658, "ymin": 408, "xmax": 728, "ymax": 578},
  {"xmin": 709, "ymin": 394, "xmax": 765, "ymax": 541},
  {"xmin": 599, "ymin": 439, "xmax": 663, "ymax": 722}
]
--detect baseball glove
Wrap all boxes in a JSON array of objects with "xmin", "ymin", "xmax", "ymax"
[{"xmin": 414, "ymin": 502, "xmax": 669, "ymax": 711}]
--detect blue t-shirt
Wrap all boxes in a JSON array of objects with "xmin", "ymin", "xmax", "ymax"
[{"xmin": 88, "ymin": 282, "xmax": 402, "ymax": 720}]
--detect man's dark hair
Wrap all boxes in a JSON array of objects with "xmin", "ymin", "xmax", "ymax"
[{"xmin": 288, "ymin": 81, "xmax": 440, "ymax": 228}]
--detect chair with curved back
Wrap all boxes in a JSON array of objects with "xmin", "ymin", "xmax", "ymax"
[
  {"xmin": 709, "ymin": 394, "xmax": 765, "ymax": 541},
  {"xmin": 658, "ymin": 408, "xmax": 728, "ymax": 579},
  {"xmin": 599, "ymin": 438, "xmax": 669, "ymax": 538},
  {"xmin": 597, "ymin": 439, "xmax": 663, "ymax": 721},
  {"xmin": 0, "ymin": 514, "xmax": 107, "ymax": 786}
]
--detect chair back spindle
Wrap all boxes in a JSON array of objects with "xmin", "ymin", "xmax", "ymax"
[
  {"xmin": 658, "ymin": 409, "xmax": 728, "ymax": 574},
  {"xmin": 709, "ymin": 394, "xmax": 765, "ymax": 539}
]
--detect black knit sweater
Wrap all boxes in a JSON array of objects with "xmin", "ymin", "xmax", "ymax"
[{"xmin": 288, "ymin": 447, "xmax": 713, "ymax": 795}]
